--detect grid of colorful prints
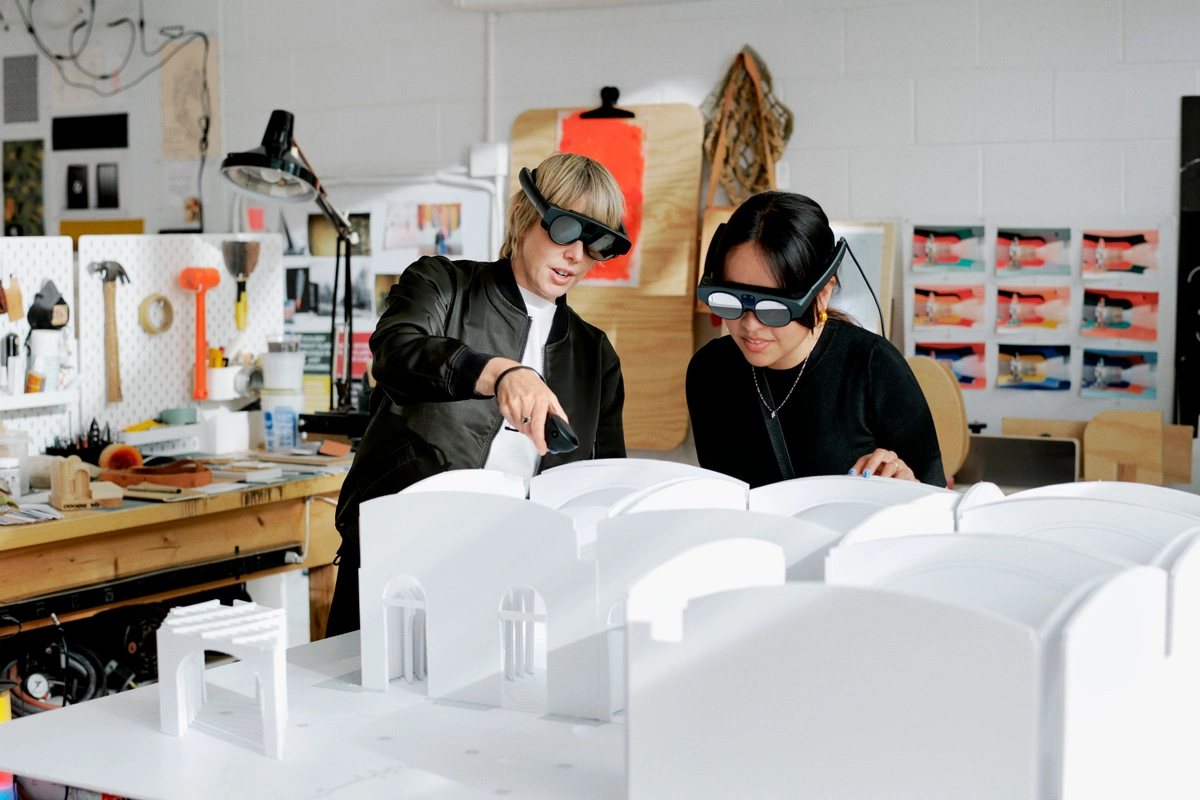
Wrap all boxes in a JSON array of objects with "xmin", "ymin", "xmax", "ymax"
[
  {"xmin": 912, "ymin": 225, "xmax": 984, "ymax": 272},
  {"xmin": 914, "ymin": 342, "xmax": 987, "ymax": 390},
  {"xmin": 994, "ymin": 228, "xmax": 1071, "ymax": 276},
  {"xmin": 996, "ymin": 344, "xmax": 1071, "ymax": 391},
  {"xmin": 912, "ymin": 284, "xmax": 985, "ymax": 329},
  {"xmin": 1081, "ymin": 348, "xmax": 1158, "ymax": 400},
  {"xmin": 1081, "ymin": 229, "xmax": 1158, "ymax": 279},
  {"xmin": 1080, "ymin": 288, "xmax": 1158, "ymax": 342},
  {"xmin": 995, "ymin": 286, "xmax": 1070, "ymax": 333}
]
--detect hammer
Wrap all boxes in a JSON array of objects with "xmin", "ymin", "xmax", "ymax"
[
  {"xmin": 87, "ymin": 261, "xmax": 129, "ymax": 403},
  {"xmin": 179, "ymin": 267, "xmax": 221, "ymax": 400}
]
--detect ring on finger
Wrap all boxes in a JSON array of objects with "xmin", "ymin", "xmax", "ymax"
[{"xmin": 521, "ymin": 416, "xmax": 531, "ymax": 425}]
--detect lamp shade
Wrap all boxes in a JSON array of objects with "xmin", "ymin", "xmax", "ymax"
[{"xmin": 220, "ymin": 110, "xmax": 319, "ymax": 203}]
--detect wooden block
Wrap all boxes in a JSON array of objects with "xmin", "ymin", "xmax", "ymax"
[
  {"xmin": 318, "ymin": 439, "xmax": 352, "ymax": 457},
  {"xmin": 905, "ymin": 356, "xmax": 969, "ymax": 480},
  {"xmin": 1001, "ymin": 417, "xmax": 1089, "ymax": 443},
  {"xmin": 1083, "ymin": 411, "xmax": 1164, "ymax": 484},
  {"xmin": 1165, "ymin": 424, "xmax": 1195, "ymax": 484},
  {"xmin": 49, "ymin": 456, "xmax": 118, "ymax": 511}
]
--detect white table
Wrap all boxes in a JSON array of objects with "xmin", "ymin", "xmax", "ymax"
[{"xmin": 0, "ymin": 633, "xmax": 624, "ymax": 800}]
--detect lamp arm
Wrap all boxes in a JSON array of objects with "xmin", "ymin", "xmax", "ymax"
[{"xmin": 293, "ymin": 137, "xmax": 358, "ymax": 244}]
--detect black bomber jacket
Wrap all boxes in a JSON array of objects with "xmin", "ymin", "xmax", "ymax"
[{"xmin": 334, "ymin": 256, "xmax": 626, "ymax": 552}]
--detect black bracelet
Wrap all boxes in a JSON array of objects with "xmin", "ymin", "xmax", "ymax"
[{"xmin": 493, "ymin": 365, "xmax": 538, "ymax": 396}]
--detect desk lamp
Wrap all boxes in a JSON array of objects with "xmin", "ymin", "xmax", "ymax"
[{"xmin": 220, "ymin": 109, "xmax": 361, "ymax": 415}]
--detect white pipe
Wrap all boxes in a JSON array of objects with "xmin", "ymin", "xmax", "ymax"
[{"xmin": 486, "ymin": 11, "xmax": 497, "ymax": 144}]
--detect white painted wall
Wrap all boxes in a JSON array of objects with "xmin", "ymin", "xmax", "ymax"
[
  {"xmin": 0, "ymin": 1, "xmax": 223, "ymax": 235},
  {"xmin": 220, "ymin": 0, "xmax": 1199, "ymax": 224}
]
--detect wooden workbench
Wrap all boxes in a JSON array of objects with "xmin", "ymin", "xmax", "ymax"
[{"xmin": 0, "ymin": 473, "xmax": 345, "ymax": 641}]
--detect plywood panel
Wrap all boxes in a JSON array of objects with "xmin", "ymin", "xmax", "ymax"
[
  {"xmin": 511, "ymin": 104, "xmax": 703, "ymax": 450},
  {"xmin": 1002, "ymin": 417, "xmax": 1089, "ymax": 443},
  {"xmin": 1083, "ymin": 410, "xmax": 1164, "ymax": 484},
  {"xmin": 1164, "ymin": 424, "xmax": 1194, "ymax": 484}
]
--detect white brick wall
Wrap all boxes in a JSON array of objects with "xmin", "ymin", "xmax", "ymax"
[{"xmin": 217, "ymin": 0, "xmax": 1200, "ymax": 223}]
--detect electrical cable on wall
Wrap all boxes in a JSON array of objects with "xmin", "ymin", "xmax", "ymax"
[{"xmin": 8, "ymin": 0, "xmax": 212, "ymax": 230}]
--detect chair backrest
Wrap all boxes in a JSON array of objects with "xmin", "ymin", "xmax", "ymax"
[
  {"xmin": 1009, "ymin": 482, "xmax": 1200, "ymax": 520},
  {"xmin": 530, "ymin": 458, "xmax": 743, "ymax": 510},
  {"xmin": 607, "ymin": 477, "xmax": 748, "ymax": 516},
  {"xmin": 959, "ymin": 497, "xmax": 1200, "ymax": 564},
  {"xmin": 906, "ymin": 355, "xmax": 969, "ymax": 479},
  {"xmin": 401, "ymin": 468, "xmax": 527, "ymax": 499}
]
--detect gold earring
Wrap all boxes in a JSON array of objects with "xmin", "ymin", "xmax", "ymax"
[{"xmin": 819, "ymin": 309, "xmax": 828, "ymax": 324}]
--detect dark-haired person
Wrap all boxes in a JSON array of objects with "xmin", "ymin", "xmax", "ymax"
[
  {"xmin": 688, "ymin": 192, "xmax": 944, "ymax": 488},
  {"xmin": 326, "ymin": 153, "xmax": 629, "ymax": 636}
]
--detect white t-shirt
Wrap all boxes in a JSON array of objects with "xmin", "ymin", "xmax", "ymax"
[{"xmin": 483, "ymin": 287, "xmax": 559, "ymax": 479}]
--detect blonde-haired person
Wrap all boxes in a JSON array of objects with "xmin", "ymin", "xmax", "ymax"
[{"xmin": 328, "ymin": 153, "xmax": 629, "ymax": 635}]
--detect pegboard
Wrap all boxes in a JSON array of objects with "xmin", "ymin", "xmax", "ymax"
[
  {"xmin": 76, "ymin": 234, "xmax": 284, "ymax": 431},
  {"xmin": 0, "ymin": 236, "xmax": 78, "ymax": 453}
]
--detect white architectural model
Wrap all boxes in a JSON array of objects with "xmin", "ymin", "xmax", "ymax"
[
  {"xmin": 345, "ymin": 462, "xmax": 1200, "ymax": 797},
  {"xmin": 157, "ymin": 600, "xmax": 288, "ymax": 758}
]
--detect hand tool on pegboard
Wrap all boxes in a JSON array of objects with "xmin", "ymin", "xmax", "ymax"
[
  {"xmin": 179, "ymin": 267, "xmax": 221, "ymax": 400},
  {"xmin": 222, "ymin": 241, "xmax": 260, "ymax": 331},
  {"xmin": 87, "ymin": 261, "xmax": 130, "ymax": 403}
]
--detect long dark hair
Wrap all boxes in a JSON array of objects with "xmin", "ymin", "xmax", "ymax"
[{"xmin": 712, "ymin": 192, "xmax": 843, "ymax": 329}]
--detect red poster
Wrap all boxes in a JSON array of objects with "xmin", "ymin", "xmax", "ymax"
[
  {"xmin": 557, "ymin": 112, "xmax": 645, "ymax": 286},
  {"xmin": 334, "ymin": 331, "xmax": 372, "ymax": 379}
]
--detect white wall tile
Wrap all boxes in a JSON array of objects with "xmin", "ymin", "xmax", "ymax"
[
  {"xmin": 783, "ymin": 76, "xmax": 915, "ymax": 148},
  {"xmin": 849, "ymin": 145, "xmax": 981, "ymax": 218},
  {"xmin": 290, "ymin": 50, "xmax": 394, "ymax": 113},
  {"xmin": 979, "ymin": 0, "xmax": 1121, "ymax": 67},
  {"xmin": 244, "ymin": 0, "xmax": 332, "ymax": 53},
  {"xmin": 1124, "ymin": 139, "xmax": 1179, "ymax": 215},
  {"xmin": 1124, "ymin": 0, "xmax": 1200, "ymax": 63},
  {"xmin": 983, "ymin": 142, "xmax": 1123, "ymax": 215},
  {"xmin": 847, "ymin": 2, "xmax": 978, "ymax": 74},
  {"xmin": 337, "ymin": 103, "xmax": 441, "ymax": 175},
  {"xmin": 917, "ymin": 69, "xmax": 1054, "ymax": 144},
  {"xmin": 782, "ymin": 149, "xmax": 851, "ymax": 220},
  {"xmin": 438, "ymin": 101, "xmax": 486, "ymax": 168},
  {"xmin": 1054, "ymin": 64, "xmax": 1197, "ymax": 141}
]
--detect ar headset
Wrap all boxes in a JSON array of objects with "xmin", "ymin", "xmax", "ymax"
[
  {"xmin": 696, "ymin": 223, "xmax": 885, "ymax": 332},
  {"xmin": 519, "ymin": 167, "xmax": 632, "ymax": 262}
]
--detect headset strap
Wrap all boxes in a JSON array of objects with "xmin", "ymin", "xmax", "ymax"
[{"xmin": 755, "ymin": 370, "xmax": 796, "ymax": 481}]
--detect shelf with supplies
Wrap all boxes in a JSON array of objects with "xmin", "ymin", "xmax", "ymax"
[{"xmin": 0, "ymin": 389, "xmax": 80, "ymax": 413}]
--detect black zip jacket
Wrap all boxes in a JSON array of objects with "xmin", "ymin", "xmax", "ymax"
[{"xmin": 334, "ymin": 255, "xmax": 626, "ymax": 553}]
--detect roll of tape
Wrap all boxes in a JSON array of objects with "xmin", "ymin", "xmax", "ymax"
[
  {"xmin": 161, "ymin": 407, "xmax": 197, "ymax": 425},
  {"xmin": 138, "ymin": 294, "xmax": 173, "ymax": 334}
]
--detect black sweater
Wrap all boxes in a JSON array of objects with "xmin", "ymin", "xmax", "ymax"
[{"xmin": 687, "ymin": 319, "xmax": 946, "ymax": 488}]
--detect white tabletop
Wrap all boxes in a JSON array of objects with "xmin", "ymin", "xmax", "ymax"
[{"xmin": 0, "ymin": 633, "xmax": 623, "ymax": 800}]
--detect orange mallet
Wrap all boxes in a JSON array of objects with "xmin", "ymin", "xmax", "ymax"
[{"xmin": 179, "ymin": 267, "xmax": 221, "ymax": 400}]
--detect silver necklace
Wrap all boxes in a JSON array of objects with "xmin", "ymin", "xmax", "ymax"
[{"xmin": 753, "ymin": 358, "xmax": 807, "ymax": 418}]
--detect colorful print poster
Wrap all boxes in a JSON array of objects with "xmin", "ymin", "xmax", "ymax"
[
  {"xmin": 1081, "ymin": 229, "xmax": 1158, "ymax": 279},
  {"xmin": 1082, "ymin": 349, "xmax": 1157, "ymax": 400},
  {"xmin": 914, "ymin": 341, "xmax": 987, "ymax": 389},
  {"xmin": 995, "ymin": 228, "xmax": 1071, "ymax": 276},
  {"xmin": 995, "ymin": 286, "xmax": 1070, "ymax": 332},
  {"xmin": 997, "ymin": 344, "xmax": 1071, "ymax": 391},
  {"xmin": 556, "ymin": 111, "xmax": 644, "ymax": 286},
  {"xmin": 912, "ymin": 225, "xmax": 983, "ymax": 272},
  {"xmin": 912, "ymin": 284, "xmax": 984, "ymax": 328},
  {"xmin": 2, "ymin": 139, "xmax": 44, "ymax": 236},
  {"xmin": 1081, "ymin": 289, "xmax": 1158, "ymax": 341},
  {"xmin": 383, "ymin": 202, "xmax": 463, "ymax": 255}
]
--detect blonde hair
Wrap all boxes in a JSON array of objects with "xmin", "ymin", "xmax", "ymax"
[{"xmin": 500, "ymin": 153, "xmax": 625, "ymax": 260}]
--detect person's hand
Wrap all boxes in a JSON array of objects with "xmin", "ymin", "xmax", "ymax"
[
  {"xmin": 849, "ymin": 448, "xmax": 916, "ymax": 481},
  {"xmin": 478, "ymin": 357, "xmax": 569, "ymax": 456}
]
